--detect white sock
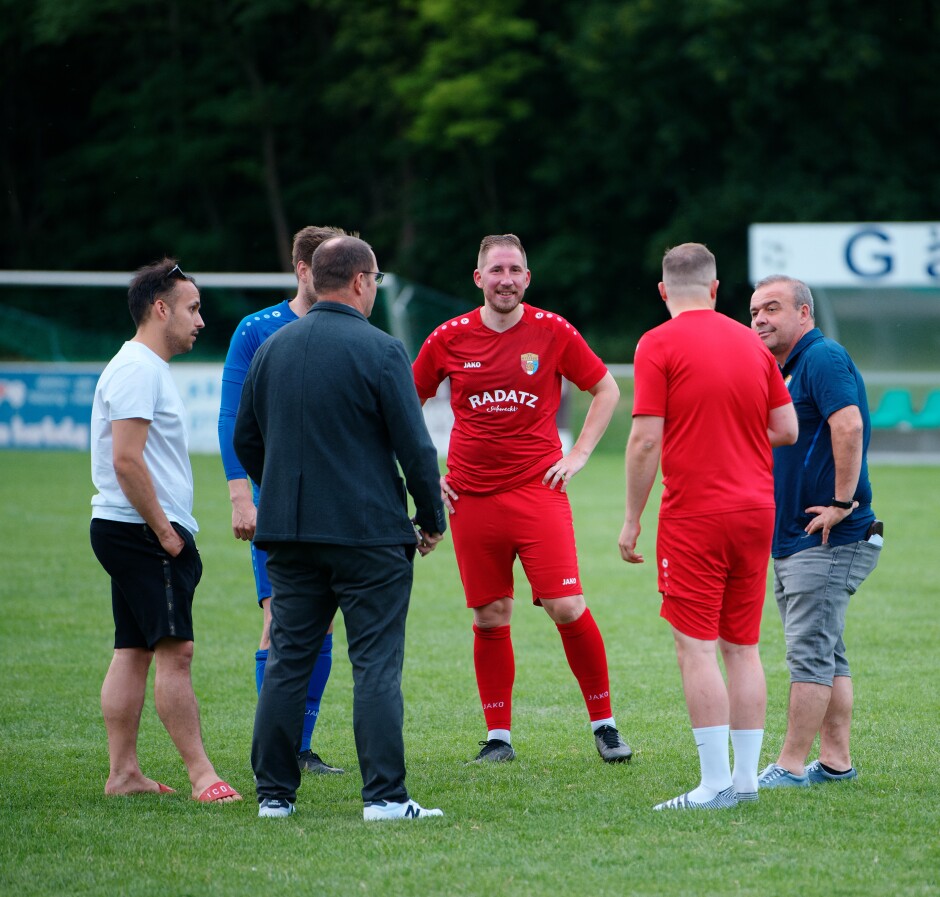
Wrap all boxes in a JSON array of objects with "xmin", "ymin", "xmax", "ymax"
[
  {"xmin": 731, "ymin": 729, "xmax": 764, "ymax": 794},
  {"xmin": 686, "ymin": 725, "xmax": 731, "ymax": 802},
  {"xmin": 487, "ymin": 729, "xmax": 511, "ymax": 744},
  {"xmin": 591, "ymin": 717, "xmax": 616, "ymax": 733}
]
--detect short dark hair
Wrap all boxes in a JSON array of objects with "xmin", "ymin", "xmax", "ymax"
[
  {"xmin": 311, "ymin": 236, "xmax": 375, "ymax": 295},
  {"xmin": 291, "ymin": 225, "xmax": 357, "ymax": 269},
  {"xmin": 127, "ymin": 258, "xmax": 194, "ymax": 327}
]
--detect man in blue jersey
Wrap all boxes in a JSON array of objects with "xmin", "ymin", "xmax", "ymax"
[
  {"xmin": 218, "ymin": 225, "xmax": 351, "ymax": 774},
  {"xmin": 749, "ymin": 276, "xmax": 882, "ymax": 790}
]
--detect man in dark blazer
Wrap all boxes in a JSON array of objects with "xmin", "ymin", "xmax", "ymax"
[{"xmin": 234, "ymin": 235, "xmax": 447, "ymax": 821}]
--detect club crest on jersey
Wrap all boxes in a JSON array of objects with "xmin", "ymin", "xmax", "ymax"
[{"xmin": 521, "ymin": 353, "xmax": 539, "ymax": 375}]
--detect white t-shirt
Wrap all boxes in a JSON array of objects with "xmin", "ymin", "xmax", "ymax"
[{"xmin": 90, "ymin": 341, "xmax": 198, "ymax": 534}]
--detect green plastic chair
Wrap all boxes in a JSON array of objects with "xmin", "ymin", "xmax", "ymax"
[
  {"xmin": 869, "ymin": 389, "xmax": 915, "ymax": 429},
  {"xmin": 912, "ymin": 390, "xmax": 940, "ymax": 429}
]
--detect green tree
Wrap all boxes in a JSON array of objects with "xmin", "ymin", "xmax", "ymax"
[{"xmin": 1, "ymin": 0, "xmax": 936, "ymax": 359}]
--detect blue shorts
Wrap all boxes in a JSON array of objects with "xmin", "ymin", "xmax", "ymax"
[
  {"xmin": 249, "ymin": 480, "xmax": 272, "ymax": 604},
  {"xmin": 773, "ymin": 539, "xmax": 881, "ymax": 685},
  {"xmin": 251, "ymin": 541, "xmax": 272, "ymax": 605}
]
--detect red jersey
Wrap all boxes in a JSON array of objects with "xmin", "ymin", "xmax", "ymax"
[
  {"xmin": 632, "ymin": 309, "xmax": 792, "ymax": 519},
  {"xmin": 413, "ymin": 304, "xmax": 608, "ymax": 495}
]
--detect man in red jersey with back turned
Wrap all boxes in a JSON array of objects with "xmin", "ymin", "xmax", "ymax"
[
  {"xmin": 619, "ymin": 243, "xmax": 797, "ymax": 810},
  {"xmin": 413, "ymin": 233, "xmax": 632, "ymax": 764}
]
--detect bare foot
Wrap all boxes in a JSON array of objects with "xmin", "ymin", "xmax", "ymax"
[
  {"xmin": 192, "ymin": 776, "xmax": 242, "ymax": 803},
  {"xmin": 105, "ymin": 773, "xmax": 171, "ymax": 796}
]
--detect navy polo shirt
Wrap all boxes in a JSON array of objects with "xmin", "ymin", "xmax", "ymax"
[{"xmin": 771, "ymin": 328, "xmax": 875, "ymax": 558}]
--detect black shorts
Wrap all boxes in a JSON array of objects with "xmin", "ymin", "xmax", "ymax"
[{"xmin": 90, "ymin": 518, "xmax": 202, "ymax": 649}]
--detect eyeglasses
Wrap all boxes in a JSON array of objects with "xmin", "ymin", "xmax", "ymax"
[
  {"xmin": 361, "ymin": 271, "xmax": 385, "ymax": 285},
  {"xmin": 167, "ymin": 263, "xmax": 185, "ymax": 279}
]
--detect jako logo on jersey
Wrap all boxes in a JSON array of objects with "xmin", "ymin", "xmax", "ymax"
[
  {"xmin": 521, "ymin": 353, "xmax": 539, "ymax": 375},
  {"xmin": 468, "ymin": 389, "xmax": 538, "ymax": 409},
  {"xmin": 463, "ymin": 361, "xmax": 482, "ymax": 368},
  {"xmin": 562, "ymin": 577, "xmax": 577, "ymax": 586}
]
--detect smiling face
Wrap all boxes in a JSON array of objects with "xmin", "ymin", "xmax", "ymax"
[
  {"xmin": 749, "ymin": 281, "xmax": 811, "ymax": 363},
  {"xmin": 474, "ymin": 244, "xmax": 531, "ymax": 319}
]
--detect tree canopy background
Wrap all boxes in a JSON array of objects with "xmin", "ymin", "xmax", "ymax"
[{"xmin": 1, "ymin": 0, "xmax": 937, "ymax": 359}]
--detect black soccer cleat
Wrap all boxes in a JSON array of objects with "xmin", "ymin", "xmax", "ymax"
[
  {"xmin": 298, "ymin": 750, "xmax": 345, "ymax": 774},
  {"xmin": 470, "ymin": 738, "xmax": 516, "ymax": 763}
]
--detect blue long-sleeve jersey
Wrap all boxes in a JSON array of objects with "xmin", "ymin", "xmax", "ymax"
[{"xmin": 218, "ymin": 299, "xmax": 299, "ymax": 480}]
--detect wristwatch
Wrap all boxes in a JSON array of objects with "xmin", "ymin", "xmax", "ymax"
[{"xmin": 830, "ymin": 497, "xmax": 854, "ymax": 509}]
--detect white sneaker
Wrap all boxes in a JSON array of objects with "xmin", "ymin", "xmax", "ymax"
[
  {"xmin": 258, "ymin": 798, "xmax": 295, "ymax": 818},
  {"xmin": 363, "ymin": 798, "xmax": 444, "ymax": 821},
  {"xmin": 653, "ymin": 786, "xmax": 739, "ymax": 811}
]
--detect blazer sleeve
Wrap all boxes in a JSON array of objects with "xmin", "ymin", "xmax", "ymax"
[{"xmin": 380, "ymin": 340, "xmax": 447, "ymax": 534}]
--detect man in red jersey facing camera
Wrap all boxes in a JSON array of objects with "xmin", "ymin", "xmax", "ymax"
[{"xmin": 413, "ymin": 233, "xmax": 632, "ymax": 764}]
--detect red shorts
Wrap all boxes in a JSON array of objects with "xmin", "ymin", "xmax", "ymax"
[
  {"xmin": 656, "ymin": 508, "xmax": 773, "ymax": 645},
  {"xmin": 449, "ymin": 478, "xmax": 581, "ymax": 607}
]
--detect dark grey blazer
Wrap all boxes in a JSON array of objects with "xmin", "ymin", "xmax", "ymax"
[{"xmin": 233, "ymin": 301, "xmax": 446, "ymax": 548}]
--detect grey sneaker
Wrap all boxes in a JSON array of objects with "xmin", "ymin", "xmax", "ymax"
[
  {"xmin": 471, "ymin": 739, "xmax": 516, "ymax": 763},
  {"xmin": 758, "ymin": 763, "xmax": 810, "ymax": 788},
  {"xmin": 258, "ymin": 798, "xmax": 295, "ymax": 818},
  {"xmin": 298, "ymin": 750, "xmax": 344, "ymax": 774},
  {"xmin": 806, "ymin": 760, "xmax": 858, "ymax": 784},
  {"xmin": 594, "ymin": 725, "xmax": 633, "ymax": 763},
  {"xmin": 363, "ymin": 799, "xmax": 443, "ymax": 821},
  {"xmin": 735, "ymin": 791, "xmax": 759, "ymax": 803},
  {"xmin": 654, "ymin": 787, "xmax": 738, "ymax": 811}
]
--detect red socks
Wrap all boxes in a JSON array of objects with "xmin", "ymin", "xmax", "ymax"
[
  {"xmin": 473, "ymin": 623, "xmax": 514, "ymax": 731},
  {"xmin": 473, "ymin": 609, "xmax": 613, "ymax": 728},
  {"xmin": 556, "ymin": 608, "xmax": 613, "ymax": 721}
]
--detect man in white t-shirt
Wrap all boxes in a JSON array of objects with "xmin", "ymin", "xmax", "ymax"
[{"xmin": 89, "ymin": 258, "xmax": 240, "ymax": 804}]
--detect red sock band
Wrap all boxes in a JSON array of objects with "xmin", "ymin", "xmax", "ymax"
[
  {"xmin": 473, "ymin": 624, "xmax": 514, "ymax": 731},
  {"xmin": 556, "ymin": 608, "xmax": 613, "ymax": 721}
]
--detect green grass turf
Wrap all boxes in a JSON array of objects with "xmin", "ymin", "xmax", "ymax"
[{"xmin": 1, "ymin": 451, "xmax": 938, "ymax": 896}]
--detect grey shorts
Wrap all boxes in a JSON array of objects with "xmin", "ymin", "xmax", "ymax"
[{"xmin": 773, "ymin": 539, "xmax": 881, "ymax": 685}]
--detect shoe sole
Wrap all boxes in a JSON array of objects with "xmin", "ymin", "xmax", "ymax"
[
  {"xmin": 654, "ymin": 787, "xmax": 738, "ymax": 810},
  {"xmin": 759, "ymin": 778, "xmax": 810, "ymax": 788},
  {"xmin": 600, "ymin": 752, "xmax": 632, "ymax": 763},
  {"xmin": 469, "ymin": 750, "xmax": 516, "ymax": 764},
  {"xmin": 806, "ymin": 762, "xmax": 858, "ymax": 784},
  {"xmin": 364, "ymin": 812, "xmax": 444, "ymax": 820},
  {"xmin": 259, "ymin": 806, "xmax": 295, "ymax": 818}
]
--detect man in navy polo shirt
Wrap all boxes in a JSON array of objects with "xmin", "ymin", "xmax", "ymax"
[{"xmin": 749, "ymin": 275, "xmax": 882, "ymax": 789}]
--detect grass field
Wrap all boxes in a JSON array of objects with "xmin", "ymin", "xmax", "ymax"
[{"xmin": 1, "ymin": 450, "xmax": 938, "ymax": 897}]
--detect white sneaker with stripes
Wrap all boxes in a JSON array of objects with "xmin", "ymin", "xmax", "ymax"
[{"xmin": 653, "ymin": 786, "xmax": 739, "ymax": 811}]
